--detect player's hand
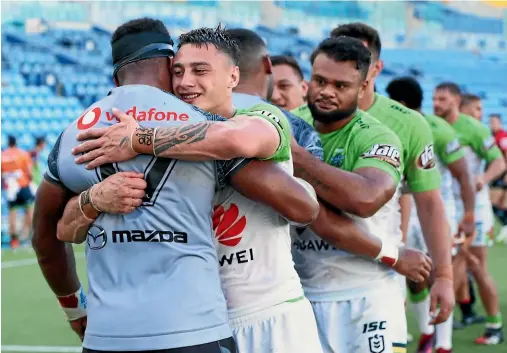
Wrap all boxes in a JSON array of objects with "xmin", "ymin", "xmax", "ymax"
[
  {"xmin": 458, "ymin": 212, "xmax": 476, "ymax": 238},
  {"xmin": 69, "ymin": 316, "xmax": 87, "ymax": 342},
  {"xmin": 393, "ymin": 246, "xmax": 432, "ymax": 282},
  {"xmin": 73, "ymin": 107, "xmax": 139, "ymax": 169},
  {"xmin": 475, "ymin": 175, "xmax": 486, "ymax": 192},
  {"xmin": 90, "ymin": 172, "xmax": 146, "ymax": 214},
  {"xmin": 429, "ymin": 277, "xmax": 455, "ymax": 325}
]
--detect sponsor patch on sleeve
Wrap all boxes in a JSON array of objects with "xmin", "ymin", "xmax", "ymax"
[
  {"xmin": 483, "ymin": 136, "xmax": 496, "ymax": 150},
  {"xmin": 361, "ymin": 144, "xmax": 401, "ymax": 168},
  {"xmin": 417, "ymin": 144, "xmax": 436, "ymax": 170},
  {"xmin": 445, "ymin": 139, "xmax": 461, "ymax": 155}
]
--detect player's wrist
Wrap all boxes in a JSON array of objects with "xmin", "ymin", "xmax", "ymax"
[
  {"xmin": 131, "ymin": 126, "xmax": 155, "ymax": 155},
  {"xmin": 374, "ymin": 240, "xmax": 399, "ymax": 267},
  {"xmin": 56, "ymin": 286, "xmax": 87, "ymax": 321},
  {"xmin": 434, "ymin": 264, "xmax": 453, "ymax": 282},
  {"xmin": 79, "ymin": 189, "xmax": 100, "ymax": 221}
]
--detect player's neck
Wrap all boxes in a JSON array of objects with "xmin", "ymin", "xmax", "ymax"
[
  {"xmin": 234, "ymin": 81, "xmax": 265, "ymax": 100},
  {"xmin": 120, "ymin": 76, "xmax": 167, "ymax": 91},
  {"xmin": 314, "ymin": 114, "xmax": 356, "ymax": 134},
  {"xmin": 358, "ymin": 86, "xmax": 375, "ymax": 111},
  {"xmin": 212, "ymin": 100, "xmax": 236, "ymax": 119},
  {"xmin": 445, "ymin": 110, "xmax": 460, "ymax": 125}
]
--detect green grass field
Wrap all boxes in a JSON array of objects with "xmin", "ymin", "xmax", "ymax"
[{"xmin": 1, "ymin": 244, "xmax": 505, "ymax": 353}]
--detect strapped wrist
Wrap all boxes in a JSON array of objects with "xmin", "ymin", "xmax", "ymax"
[
  {"xmin": 57, "ymin": 286, "xmax": 87, "ymax": 321},
  {"xmin": 374, "ymin": 241, "xmax": 399, "ymax": 267},
  {"xmin": 79, "ymin": 189, "xmax": 99, "ymax": 221}
]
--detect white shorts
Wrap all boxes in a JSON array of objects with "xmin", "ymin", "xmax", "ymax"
[
  {"xmin": 471, "ymin": 208, "xmax": 494, "ymax": 247},
  {"xmin": 311, "ymin": 279, "xmax": 407, "ymax": 353},
  {"xmin": 230, "ymin": 297, "xmax": 323, "ymax": 353},
  {"xmin": 395, "ymin": 273, "xmax": 407, "ymax": 301},
  {"xmin": 407, "ymin": 218, "xmax": 458, "ymax": 256}
]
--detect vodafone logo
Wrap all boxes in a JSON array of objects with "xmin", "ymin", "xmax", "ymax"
[
  {"xmin": 213, "ymin": 203, "xmax": 246, "ymax": 247},
  {"xmin": 77, "ymin": 107, "xmax": 102, "ymax": 130}
]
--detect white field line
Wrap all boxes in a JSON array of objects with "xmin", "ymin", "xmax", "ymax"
[
  {"xmin": 2, "ymin": 253, "xmax": 85, "ymax": 268},
  {"xmin": 1, "ymin": 345, "xmax": 82, "ymax": 352}
]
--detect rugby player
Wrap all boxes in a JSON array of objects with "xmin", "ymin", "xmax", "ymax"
[
  {"xmin": 460, "ymin": 93, "xmax": 483, "ymax": 121},
  {"xmin": 386, "ymin": 76, "xmax": 476, "ymax": 353},
  {"xmin": 330, "ymin": 22, "xmax": 455, "ymax": 327},
  {"xmin": 270, "ymin": 55, "xmax": 307, "ymax": 110},
  {"xmin": 489, "ymin": 114, "xmax": 507, "ymax": 242},
  {"xmin": 222, "ymin": 28, "xmax": 431, "ymax": 289},
  {"xmin": 434, "ymin": 82, "xmax": 505, "ymax": 344},
  {"xmin": 290, "ymin": 36, "xmax": 419, "ymax": 353},
  {"xmin": 32, "ymin": 18, "xmax": 319, "ymax": 353}
]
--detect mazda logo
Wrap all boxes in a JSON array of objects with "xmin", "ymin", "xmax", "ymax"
[{"xmin": 87, "ymin": 225, "xmax": 107, "ymax": 250}]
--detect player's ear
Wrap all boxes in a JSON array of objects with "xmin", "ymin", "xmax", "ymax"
[
  {"xmin": 263, "ymin": 55, "xmax": 273, "ymax": 75},
  {"xmin": 359, "ymin": 79, "xmax": 369, "ymax": 99},
  {"xmin": 301, "ymin": 80, "xmax": 308, "ymax": 98},
  {"xmin": 113, "ymin": 76, "xmax": 119, "ymax": 87},
  {"xmin": 229, "ymin": 66, "xmax": 240, "ymax": 89}
]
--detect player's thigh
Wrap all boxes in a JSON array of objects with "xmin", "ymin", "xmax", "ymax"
[
  {"xmin": 350, "ymin": 286, "xmax": 407, "ymax": 353},
  {"xmin": 231, "ymin": 299, "xmax": 322, "ymax": 353},
  {"xmin": 82, "ymin": 338, "xmax": 237, "ymax": 353}
]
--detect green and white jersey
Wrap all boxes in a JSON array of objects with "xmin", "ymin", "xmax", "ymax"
[
  {"xmin": 213, "ymin": 103, "xmax": 305, "ymax": 318},
  {"xmin": 450, "ymin": 113, "xmax": 502, "ymax": 210},
  {"xmin": 291, "ymin": 105, "xmax": 404, "ymax": 300}
]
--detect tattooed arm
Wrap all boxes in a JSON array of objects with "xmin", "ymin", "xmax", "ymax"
[{"xmin": 73, "ymin": 107, "xmax": 281, "ymax": 169}]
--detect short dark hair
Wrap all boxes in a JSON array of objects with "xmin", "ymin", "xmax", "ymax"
[
  {"xmin": 178, "ymin": 24, "xmax": 240, "ymax": 65},
  {"xmin": 435, "ymin": 82, "xmax": 461, "ymax": 96},
  {"xmin": 460, "ymin": 93, "xmax": 481, "ymax": 108},
  {"xmin": 386, "ymin": 76, "xmax": 423, "ymax": 110},
  {"xmin": 310, "ymin": 36, "xmax": 371, "ymax": 80},
  {"xmin": 330, "ymin": 22, "xmax": 382, "ymax": 59},
  {"xmin": 271, "ymin": 55, "xmax": 304, "ymax": 81},
  {"xmin": 111, "ymin": 17, "xmax": 169, "ymax": 45},
  {"xmin": 224, "ymin": 28, "xmax": 267, "ymax": 78},
  {"xmin": 490, "ymin": 113, "xmax": 502, "ymax": 120},
  {"xmin": 35, "ymin": 136, "xmax": 45, "ymax": 146},
  {"xmin": 8, "ymin": 135, "xmax": 16, "ymax": 147}
]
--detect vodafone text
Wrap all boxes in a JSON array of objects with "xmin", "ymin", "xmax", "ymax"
[{"xmin": 106, "ymin": 107, "xmax": 190, "ymax": 122}]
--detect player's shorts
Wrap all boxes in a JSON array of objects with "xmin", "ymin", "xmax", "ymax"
[
  {"xmin": 229, "ymin": 297, "xmax": 322, "ymax": 353},
  {"xmin": 395, "ymin": 273, "xmax": 407, "ymax": 301},
  {"xmin": 490, "ymin": 172, "xmax": 507, "ymax": 189},
  {"xmin": 472, "ymin": 219, "xmax": 494, "ymax": 248},
  {"xmin": 407, "ymin": 217, "xmax": 458, "ymax": 256},
  {"xmin": 82, "ymin": 337, "xmax": 237, "ymax": 353},
  {"xmin": 6, "ymin": 186, "xmax": 34, "ymax": 209},
  {"xmin": 311, "ymin": 277, "xmax": 407, "ymax": 353}
]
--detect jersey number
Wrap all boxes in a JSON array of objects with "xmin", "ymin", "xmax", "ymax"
[{"xmin": 98, "ymin": 157, "xmax": 177, "ymax": 207}]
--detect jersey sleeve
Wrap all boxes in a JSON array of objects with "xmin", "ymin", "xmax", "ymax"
[
  {"xmin": 285, "ymin": 111, "xmax": 324, "ymax": 160},
  {"xmin": 435, "ymin": 124, "xmax": 465, "ymax": 166},
  {"xmin": 405, "ymin": 115, "xmax": 441, "ymax": 193},
  {"xmin": 240, "ymin": 103, "xmax": 292, "ymax": 162},
  {"xmin": 43, "ymin": 132, "xmax": 65, "ymax": 187},
  {"xmin": 352, "ymin": 128, "xmax": 404, "ymax": 185},
  {"xmin": 471, "ymin": 125, "xmax": 502, "ymax": 163}
]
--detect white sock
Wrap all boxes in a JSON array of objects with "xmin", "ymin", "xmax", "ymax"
[
  {"xmin": 412, "ymin": 295, "xmax": 434, "ymax": 335},
  {"xmin": 435, "ymin": 314, "xmax": 453, "ymax": 350}
]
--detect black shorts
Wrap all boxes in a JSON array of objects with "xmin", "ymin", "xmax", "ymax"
[
  {"xmin": 82, "ymin": 337, "xmax": 237, "ymax": 353},
  {"xmin": 491, "ymin": 172, "xmax": 507, "ymax": 190},
  {"xmin": 7, "ymin": 186, "xmax": 34, "ymax": 209}
]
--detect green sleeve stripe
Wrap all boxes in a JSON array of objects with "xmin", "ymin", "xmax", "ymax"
[{"xmin": 442, "ymin": 149, "xmax": 465, "ymax": 166}]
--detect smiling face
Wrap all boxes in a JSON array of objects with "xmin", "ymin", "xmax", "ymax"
[
  {"xmin": 172, "ymin": 43, "xmax": 239, "ymax": 114},
  {"xmin": 271, "ymin": 63, "xmax": 307, "ymax": 110},
  {"xmin": 307, "ymin": 53, "xmax": 366, "ymax": 124}
]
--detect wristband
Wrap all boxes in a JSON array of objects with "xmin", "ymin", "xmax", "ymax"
[
  {"xmin": 374, "ymin": 241, "xmax": 399, "ymax": 267},
  {"xmin": 79, "ymin": 190, "xmax": 99, "ymax": 221},
  {"xmin": 57, "ymin": 286, "xmax": 87, "ymax": 321},
  {"xmin": 88, "ymin": 185, "xmax": 101, "ymax": 213}
]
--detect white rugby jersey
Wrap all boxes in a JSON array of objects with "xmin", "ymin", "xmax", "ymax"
[{"xmin": 212, "ymin": 159, "xmax": 304, "ymax": 318}]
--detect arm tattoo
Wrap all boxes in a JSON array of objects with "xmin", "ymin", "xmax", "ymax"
[
  {"xmin": 154, "ymin": 123, "xmax": 211, "ymax": 155},
  {"xmin": 133, "ymin": 127, "xmax": 155, "ymax": 147},
  {"xmin": 293, "ymin": 166, "xmax": 332, "ymax": 192}
]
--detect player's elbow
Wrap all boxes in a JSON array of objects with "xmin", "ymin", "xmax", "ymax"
[
  {"xmin": 352, "ymin": 189, "xmax": 392, "ymax": 218},
  {"xmin": 284, "ymin": 179, "xmax": 320, "ymax": 226}
]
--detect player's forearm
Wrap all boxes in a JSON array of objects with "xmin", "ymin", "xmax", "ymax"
[
  {"xmin": 231, "ymin": 160, "xmax": 319, "ymax": 225},
  {"xmin": 57, "ymin": 191, "xmax": 98, "ymax": 244},
  {"xmin": 414, "ymin": 190, "xmax": 453, "ymax": 273},
  {"xmin": 32, "ymin": 182, "xmax": 81, "ymax": 296},
  {"xmin": 483, "ymin": 157, "xmax": 506, "ymax": 184},
  {"xmin": 131, "ymin": 117, "xmax": 279, "ymax": 161},
  {"xmin": 311, "ymin": 203, "xmax": 382, "ymax": 259},
  {"xmin": 292, "ymin": 149, "xmax": 390, "ymax": 217}
]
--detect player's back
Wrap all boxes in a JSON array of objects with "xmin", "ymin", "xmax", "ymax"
[
  {"xmin": 1, "ymin": 147, "xmax": 31, "ymax": 188},
  {"xmin": 49, "ymin": 85, "xmax": 236, "ymax": 351}
]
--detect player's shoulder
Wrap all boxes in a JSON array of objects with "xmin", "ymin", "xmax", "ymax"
[
  {"xmin": 354, "ymin": 110, "xmax": 400, "ymax": 138},
  {"xmin": 290, "ymin": 104, "xmax": 313, "ymax": 124},
  {"xmin": 425, "ymin": 114, "xmax": 456, "ymax": 136},
  {"xmin": 458, "ymin": 113, "xmax": 489, "ymax": 132},
  {"xmin": 373, "ymin": 94, "xmax": 427, "ymax": 124}
]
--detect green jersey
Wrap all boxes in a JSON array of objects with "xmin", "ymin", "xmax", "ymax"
[
  {"xmin": 290, "ymin": 105, "xmax": 405, "ymax": 300},
  {"xmin": 367, "ymin": 94, "xmax": 441, "ymax": 193},
  {"xmin": 236, "ymin": 103, "xmax": 292, "ymax": 162},
  {"xmin": 450, "ymin": 113, "xmax": 502, "ymax": 207}
]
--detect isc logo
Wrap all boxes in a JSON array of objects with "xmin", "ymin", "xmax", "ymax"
[{"xmin": 418, "ymin": 145, "xmax": 435, "ymax": 169}]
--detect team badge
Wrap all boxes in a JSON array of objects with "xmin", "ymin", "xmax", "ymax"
[
  {"xmin": 417, "ymin": 144, "xmax": 435, "ymax": 170},
  {"xmin": 368, "ymin": 334, "xmax": 385, "ymax": 353},
  {"xmin": 330, "ymin": 148, "xmax": 345, "ymax": 168}
]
